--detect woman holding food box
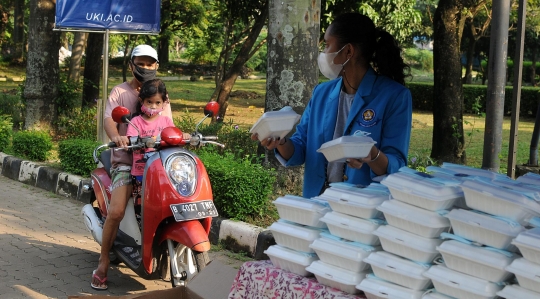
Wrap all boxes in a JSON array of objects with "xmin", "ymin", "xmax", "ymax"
[{"xmin": 252, "ymin": 12, "xmax": 412, "ymax": 198}]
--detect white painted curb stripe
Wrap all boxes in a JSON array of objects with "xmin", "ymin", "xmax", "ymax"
[
  {"xmin": 57, "ymin": 172, "xmax": 83, "ymax": 198},
  {"xmin": 219, "ymin": 219, "xmax": 265, "ymax": 256},
  {"xmin": 18, "ymin": 161, "xmax": 41, "ymax": 185}
]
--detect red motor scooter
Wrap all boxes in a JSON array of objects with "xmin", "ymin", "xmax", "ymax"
[{"xmin": 81, "ymin": 102, "xmax": 223, "ymax": 287}]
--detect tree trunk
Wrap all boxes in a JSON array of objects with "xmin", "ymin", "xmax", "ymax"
[
  {"xmin": 60, "ymin": 32, "xmax": 69, "ymax": 50},
  {"xmin": 531, "ymin": 45, "xmax": 537, "ymax": 87},
  {"xmin": 122, "ymin": 35, "xmax": 137, "ymax": 82},
  {"xmin": 259, "ymin": 0, "xmax": 321, "ymax": 196},
  {"xmin": 68, "ymin": 32, "xmax": 87, "ymax": 82},
  {"xmin": 0, "ymin": 3, "xmax": 10, "ymax": 55},
  {"xmin": 82, "ymin": 33, "xmax": 103, "ymax": 109},
  {"xmin": 24, "ymin": 0, "xmax": 60, "ymax": 131},
  {"xmin": 13, "ymin": 0, "xmax": 25, "ymax": 64},
  {"xmin": 463, "ymin": 24, "xmax": 476, "ymax": 85},
  {"xmin": 158, "ymin": 34, "xmax": 170, "ymax": 65},
  {"xmin": 431, "ymin": 0, "xmax": 466, "ymax": 164},
  {"xmin": 211, "ymin": 1, "xmax": 269, "ymax": 119}
]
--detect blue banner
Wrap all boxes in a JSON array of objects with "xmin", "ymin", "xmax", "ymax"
[{"xmin": 55, "ymin": 0, "xmax": 161, "ymax": 33}]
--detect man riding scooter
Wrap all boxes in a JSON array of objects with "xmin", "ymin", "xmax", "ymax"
[{"xmin": 91, "ymin": 45, "xmax": 169, "ymax": 290}]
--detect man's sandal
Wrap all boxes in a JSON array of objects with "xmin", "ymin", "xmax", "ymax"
[{"xmin": 91, "ymin": 269, "xmax": 108, "ymax": 290}]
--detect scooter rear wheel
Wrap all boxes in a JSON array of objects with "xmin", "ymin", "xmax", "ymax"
[{"xmin": 167, "ymin": 240, "xmax": 210, "ymax": 288}]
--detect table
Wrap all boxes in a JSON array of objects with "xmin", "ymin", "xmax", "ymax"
[{"xmin": 228, "ymin": 260, "xmax": 367, "ymax": 299}]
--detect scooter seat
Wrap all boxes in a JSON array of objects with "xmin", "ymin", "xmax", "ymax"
[{"xmin": 100, "ymin": 149, "xmax": 112, "ymax": 177}]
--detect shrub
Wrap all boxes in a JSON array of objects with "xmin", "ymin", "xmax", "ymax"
[
  {"xmin": 0, "ymin": 115, "xmax": 12, "ymax": 152},
  {"xmin": 12, "ymin": 130, "xmax": 53, "ymax": 161},
  {"xmin": 56, "ymin": 107, "xmax": 97, "ymax": 140},
  {"xmin": 0, "ymin": 91, "xmax": 24, "ymax": 128},
  {"xmin": 59, "ymin": 139, "xmax": 101, "ymax": 176},
  {"xmin": 407, "ymin": 82, "xmax": 540, "ymax": 115},
  {"xmin": 197, "ymin": 148, "xmax": 276, "ymax": 221},
  {"xmin": 56, "ymin": 75, "xmax": 83, "ymax": 117}
]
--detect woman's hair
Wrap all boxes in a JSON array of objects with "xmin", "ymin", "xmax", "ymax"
[
  {"xmin": 329, "ymin": 13, "xmax": 410, "ymax": 85},
  {"xmin": 135, "ymin": 78, "xmax": 168, "ymax": 115}
]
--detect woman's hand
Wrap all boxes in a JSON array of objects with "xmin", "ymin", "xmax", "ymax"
[
  {"xmin": 346, "ymin": 146, "xmax": 380, "ymax": 169},
  {"xmin": 251, "ymin": 133, "xmax": 283, "ymax": 150}
]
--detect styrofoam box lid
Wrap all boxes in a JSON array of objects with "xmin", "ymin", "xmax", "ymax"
[
  {"xmin": 364, "ymin": 251, "xmax": 430, "ymax": 279},
  {"xmin": 310, "ymin": 233, "xmax": 380, "ymax": 259},
  {"xmin": 319, "ymin": 211, "xmax": 383, "ymax": 234},
  {"xmin": 381, "ymin": 172, "xmax": 463, "ymax": 200},
  {"xmin": 306, "ymin": 260, "xmax": 367, "ymax": 285},
  {"xmin": 421, "ymin": 291, "xmax": 456, "ymax": 299},
  {"xmin": 377, "ymin": 200, "xmax": 450, "ymax": 228},
  {"xmin": 491, "ymin": 178, "xmax": 540, "ymax": 201},
  {"xmin": 517, "ymin": 172, "xmax": 540, "ymax": 185},
  {"xmin": 249, "ymin": 109, "xmax": 300, "ymax": 132},
  {"xmin": 320, "ymin": 186, "xmax": 389, "ymax": 207},
  {"xmin": 461, "ymin": 179, "xmax": 540, "ymax": 215},
  {"xmin": 423, "ymin": 265, "xmax": 502, "ymax": 296},
  {"xmin": 318, "ymin": 135, "xmax": 376, "ymax": 150},
  {"xmin": 356, "ymin": 275, "xmax": 424, "ymax": 299},
  {"xmin": 497, "ymin": 284, "xmax": 540, "ymax": 299},
  {"xmin": 268, "ymin": 220, "xmax": 324, "ymax": 241},
  {"xmin": 373, "ymin": 225, "xmax": 442, "ymax": 253},
  {"xmin": 437, "ymin": 240, "xmax": 517, "ymax": 269},
  {"xmin": 273, "ymin": 195, "xmax": 331, "ymax": 213},
  {"xmin": 441, "ymin": 162, "xmax": 507, "ymax": 180},
  {"xmin": 505, "ymin": 257, "xmax": 540, "ymax": 282},
  {"xmin": 264, "ymin": 245, "xmax": 318, "ymax": 266},
  {"xmin": 445, "ymin": 209, "xmax": 525, "ymax": 236},
  {"xmin": 513, "ymin": 227, "xmax": 540, "ymax": 250}
]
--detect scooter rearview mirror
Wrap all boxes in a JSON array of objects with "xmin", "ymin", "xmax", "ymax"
[
  {"xmin": 203, "ymin": 101, "xmax": 219, "ymax": 117},
  {"xmin": 111, "ymin": 106, "xmax": 131, "ymax": 124},
  {"xmin": 161, "ymin": 127, "xmax": 185, "ymax": 146}
]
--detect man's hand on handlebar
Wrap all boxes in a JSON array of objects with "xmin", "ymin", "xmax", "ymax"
[{"xmin": 112, "ymin": 135, "xmax": 130, "ymax": 148}]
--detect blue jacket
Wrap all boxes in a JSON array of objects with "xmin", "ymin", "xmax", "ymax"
[{"xmin": 282, "ymin": 68, "xmax": 412, "ymax": 198}]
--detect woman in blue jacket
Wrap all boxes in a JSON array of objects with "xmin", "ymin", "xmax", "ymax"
[{"xmin": 254, "ymin": 13, "xmax": 412, "ymax": 198}]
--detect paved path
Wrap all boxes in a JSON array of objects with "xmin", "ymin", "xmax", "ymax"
[{"xmin": 0, "ymin": 175, "xmax": 247, "ymax": 299}]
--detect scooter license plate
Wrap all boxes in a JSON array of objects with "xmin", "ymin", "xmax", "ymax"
[{"xmin": 170, "ymin": 200, "xmax": 219, "ymax": 221}]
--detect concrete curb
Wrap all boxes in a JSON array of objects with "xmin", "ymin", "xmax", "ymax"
[{"xmin": 0, "ymin": 153, "xmax": 274, "ymax": 260}]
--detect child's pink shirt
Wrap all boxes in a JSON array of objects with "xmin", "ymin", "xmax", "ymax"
[{"xmin": 126, "ymin": 115, "xmax": 175, "ymax": 176}]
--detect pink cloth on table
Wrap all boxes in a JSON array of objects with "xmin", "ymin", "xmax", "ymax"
[{"xmin": 228, "ymin": 260, "xmax": 367, "ymax": 299}]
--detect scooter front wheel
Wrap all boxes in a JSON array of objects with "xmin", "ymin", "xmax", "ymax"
[{"xmin": 167, "ymin": 240, "xmax": 210, "ymax": 287}]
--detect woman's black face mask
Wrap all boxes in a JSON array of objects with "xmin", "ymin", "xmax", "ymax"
[{"xmin": 131, "ymin": 61, "xmax": 157, "ymax": 83}]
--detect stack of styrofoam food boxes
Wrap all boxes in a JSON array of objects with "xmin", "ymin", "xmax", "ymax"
[
  {"xmin": 265, "ymin": 195, "xmax": 331, "ymax": 276},
  {"xmin": 355, "ymin": 169, "xmax": 460, "ymax": 299},
  {"xmin": 304, "ymin": 183, "xmax": 388, "ymax": 295},
  {"xmin": 420, "ymin": 164, "xmax": 537, "ymax": 299},
  {"xmin": 501, "ymin": 227, "xmax": 540, "ymax": 298}
]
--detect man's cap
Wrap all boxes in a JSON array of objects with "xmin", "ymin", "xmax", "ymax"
[{"xmin": 131, "ymin": 45, "xmax": 159, "ymax": 62}]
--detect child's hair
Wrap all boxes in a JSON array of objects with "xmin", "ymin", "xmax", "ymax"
[{"xmin": 135, "ymin": 78, "xmax": 168, "ymax": 115}]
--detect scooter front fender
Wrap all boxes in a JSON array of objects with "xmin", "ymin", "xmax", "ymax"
[{"xmin": 143, "ymin": 220, "xmax": 211, "ymax": 273}]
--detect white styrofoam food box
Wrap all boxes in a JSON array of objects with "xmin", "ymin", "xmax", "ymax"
[
  {"xmin": 423, "ymin": 265, "xmax": 502, "ymax": 299},
  {"xmin": 516, "ymin": 172, "xmax": 540, "ymax": 185},
  {"xmin": 460, "ymin": 179, "xmax": 540, "ymax": 226},
  {"xmin": 505, "ymin": 258, "xmax": 540, "ymax": 293},
  {"xmin": 264, "ymin": 245, "xmax": 318, "ymax": 277},
  {"xmin": 373, "ymin": 225, "xmax": 442, "ymax": 263},
  {"xmin": 317, "ymin": 135, "xmax": 376, "ymax": 163},
  {"xmin": 356, "ymin": 275, "xmax": 424, "ymax": 299},
  {"xmin": 319, "ymin": 211, "xmax": 382, "ymax": 245},
  {"xmin": 250, "ymin": 108, "xmax": 300, "ymax": 141},
  {"xmin": 421, "ymin": 291, "xmax": 456, "ymax": 299},
  {"xmin": 440, "ymin": 162, "xmax": 507, "ymax": 180},
  {"xmin": 436, "ymin": 240, "xmax": 517, "ymax": 283},
  {"xmin": 444, "ymin": 209, "xmax": 524, "ymax": 251},
  {"xmin": 305, "ymin": 260, "xmax": 368, "ymax": 294},
  {"xmin": 511, "ymin": 227, "xmax": 540, "ymax": 264},
  {"xmin": 363, "ymin": 251, "xmax": 432, "ymax": 291},
  {"xmin": 309, "ymin": 232, "xmax": 379, "ymax": 272},
  {"xmin": 268, "ymin": 220, "xmax": 324, "ymax": 253},
  {"xmin": 380, "ymin": 172, "xmax": 464, "ymax": 211},
  {"xmin": 497, "ymin": 285, "xmax": 540, "ymax": 299},
  {"xmin": 319, "ymin": 184, "xmax": 389, "ymax": 219},
  {"xmin": 272, "ymin": 195, "xmax": 331, "ymax": 228},
  {"xmin": 377, "ymin": 200, "xmax": 450, "ymax": 238}
]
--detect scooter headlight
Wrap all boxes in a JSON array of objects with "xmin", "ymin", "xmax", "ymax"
[{"xmin": 165, "ymin": 154, "xmax": 197, "ymax": 197}]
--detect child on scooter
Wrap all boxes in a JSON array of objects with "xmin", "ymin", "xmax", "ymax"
[{"xmin": 126, "ymin": 79, "xmax": 189, "ymax": 184}]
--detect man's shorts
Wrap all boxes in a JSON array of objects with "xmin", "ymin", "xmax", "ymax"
[{"xmin": 110, "ymin": 165, "xmax": 133, "ymax": 191}]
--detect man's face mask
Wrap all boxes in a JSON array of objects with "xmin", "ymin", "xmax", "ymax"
[
  {"xmin": 131, "ymin": 62, "xmax": 157, "ymax": 83},
  {"xmin": 317, "ymin": 45, "xmax": 349, "ymax": 80}
]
